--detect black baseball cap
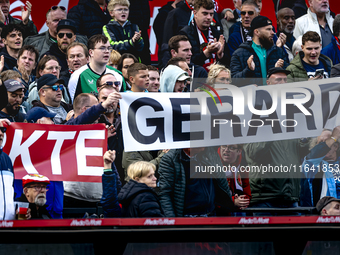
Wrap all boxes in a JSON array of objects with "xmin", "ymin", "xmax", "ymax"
[
  {"xmin": 249, "ymin": 16, "xmax": 272, "ymax": 36},
  {"xmin": 57, "ymin": 19, "xmax": 77, "ymax": 34},
  {"xmin": 267, "ymin": 67, "xmax": 291, "ymax": 78},
  {"xmin": 37, "ymin": 74, "xmax": 64, "ymax": 91}
]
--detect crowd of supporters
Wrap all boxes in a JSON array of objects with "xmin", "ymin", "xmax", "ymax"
[{"xmin": 1, "ymin": 0, "xmax": 340, "ymax": 221}]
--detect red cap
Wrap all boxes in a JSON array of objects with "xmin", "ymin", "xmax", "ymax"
[{"xmin": 22, "ymin": 174, "xmax": 50, "ymax": 187}]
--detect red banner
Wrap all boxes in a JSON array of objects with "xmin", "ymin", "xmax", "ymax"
[{"xmin": 2, "ymin": 122, "xmax": 107, "ymax": 183}]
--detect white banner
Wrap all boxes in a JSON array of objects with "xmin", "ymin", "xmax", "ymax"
[{"xmin": 120, "ymin": 78, "xmax": 340, "ymax": 152}]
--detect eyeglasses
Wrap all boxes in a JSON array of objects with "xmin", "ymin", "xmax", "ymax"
[
  {"xmin": 114, "ymin": 8, "xmax": 129, "ymax": 13},
  {"xmin": 45, "ymin": 66, "xmax": 61, "ymax": 71},
  {"xmin": 94, "ymin": 46, "xmax": 113, "ymax": 52},
  {"xmin": 43, "ymin": 84, "xmax": 64, "ymax": 91},
  {"xmin": 28, "ymin": 185, "xmax": 49, "ymax": 192},
  {"xmin": 0, "ymin": 127, "xmax": 7, "ymax": 133},
  {"xmin": 221, "ymin": 145, "xmax": 238, "ymax": 152},
  {"xmin": 102, "ymin": 81, "xmax": 121, "ymax": 87},
  {"xmin": 57, "ymin": 33, "xmax": 73, "ymax": 39},
  {"xmin": 240, "ymin": 11, "xmax": 255, "ymax": 16}
]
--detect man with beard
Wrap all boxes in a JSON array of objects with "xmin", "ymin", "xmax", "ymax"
[
  {"xmin": 277, "ymin": 8, "xmax": 296, "ymax": 62},
  {"xmin": 0, "ymin": 79, "xmax": 25, "ymax": 122},
  {"xmin": 19, "ymin": 174, "xmax": 51, "ymax": 219},
  {"xmin": 45, "ymin": 20, "xmax": 77, "ymax": 73},
  {"xmin": 294, "ymin": 0, "xmax": 333, "ymax": 48},
  {"xmin": 230, "ymin": 16, "xmax": 289, "ymax": 86}
]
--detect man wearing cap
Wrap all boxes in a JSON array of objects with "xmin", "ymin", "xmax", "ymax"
[
  {"xmin": 316, "ymin": 196, "xmax": 340, "ymax": 216},
  {"xmin": 18, "ymin": 174, "xmax": 51, "ymax": 219},
  {"xmin": 44, "ymin": 19, "xmax": 78, "ymax": 73},
  {"xmin": 266, "ymin": 67, "xmax": 291, "ymax": 85},
  {"xmin": 32, "ymin": 73, "xmax": 72, "ymax": 124},
  {"xmin": 24, "ymin": 5, "xmax": 88, "ymax": 58},
  {"xmin": 25, "ymin": 107, "xmax": 56, "ymax": 124},
  {"xmin": 230, "ymin": 15, "xmax": 289, "ymax": 86},
  {"xmin": 0, "ymin": 79, "xmax": 25, "ymax": 122},
  {"xmin": 160, "ymin": 65, "xmax": 191, "ymax": 92}
]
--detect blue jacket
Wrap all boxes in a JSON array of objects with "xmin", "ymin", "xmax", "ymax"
[
  {"xmin": 100, "ymin": 163, "xmax": 122, "ymax": 217},
  {"xmin": 230, "ymin": 40, "xmax": 289, "ymax": 86},
  {"xmin": 321, "ymin": 36, "xmax": 340, "ymax": 65},
  {"xmin": 65, "ymin": 103, "xmax": 106, "ymax": 125},
  {"xmin": 0, "ymin": 149, "xmax": 15, "ymax": 220},
  {"xmin": 301, "ymin": 142, "xmax": 340, "ymax": 206}
]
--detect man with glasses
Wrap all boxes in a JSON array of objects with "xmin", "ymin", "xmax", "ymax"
[
  {"xmin": 227, "ymin": 0, "xmax": 259, "ymax": 56},
  {"xmin": 45, "ymin": 19, "xmax": 77, "ymax": 73},
  {"xmin": 24, "ymin": 5, "xmax": 88, "ymax": 59},
  {"xmin": 68, "ymin": 34, "xmax": 123, "ymax": 102},
  {"xmin": 34, "ymin": 73, "xmax": 72, "ymax": 124},
  {"xmin": 18, "ymin": 174, "xmax": 51, "ymax": 219}
]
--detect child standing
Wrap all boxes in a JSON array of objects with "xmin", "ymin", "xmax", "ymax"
[{"xmin": 103, "ymin": 0, "xmax": 144, "ymax": 61}]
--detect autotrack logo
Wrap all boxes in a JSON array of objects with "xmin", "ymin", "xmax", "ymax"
[{"xmin": 316, "ymin": 216, "xmax": 340, "ymax": 223}]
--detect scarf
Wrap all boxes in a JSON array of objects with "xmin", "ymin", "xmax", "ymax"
[{"xmin": 196, "ymin": 23, "xmax": 215, "ymax": 70}]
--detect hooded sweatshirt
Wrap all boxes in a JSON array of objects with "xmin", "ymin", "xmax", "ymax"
[
  {"xmin": 118, "ymin": 180, "xmax": 164, "ymax": 217},
  {"xmin": 160, "ymin": 65, "xmax": 188, "ymax": 92}
]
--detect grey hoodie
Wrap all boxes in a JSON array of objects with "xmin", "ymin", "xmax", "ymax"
[{"xmin": 160, "ymin": 65, "xmax": 189, "ymax": 92}]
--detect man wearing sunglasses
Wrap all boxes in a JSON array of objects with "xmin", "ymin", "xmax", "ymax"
[
  {"xmin": 228, "ymin": 0, "xmax": 260, "ymax": 56},
  {"xmin": 34, "ymin": 73, "xmax": 72, "ymax": 124},
  {"xmin": 24, "ymin": 6, "xmax": 88, "ymax": 59},
  {"xmin": 18, "ymin": 174, "xmax": 51, "ymax": 219},
  {"xmin": 45, "ymin": 19, "xmax": 77, "ymax": 74}
]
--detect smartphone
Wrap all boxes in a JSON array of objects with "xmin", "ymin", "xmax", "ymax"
[{"xmin": 314, "ymin": 68, "xmax": 324, "ymax": 78}]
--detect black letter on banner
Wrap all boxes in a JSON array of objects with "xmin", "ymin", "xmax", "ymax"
[
  {"xmin": 247, "ymin": 90, "xmax": 282, "ymax": 136},
  {"xmin": 170, "ymin": 98, "xmax": 203, "ymax": 141},
  {"xmin": 319, "ymin": 83, "xmax": 340, "ymax": 127},
  {"xmin": 128, "ymin": 98, "xmax": 165, "ymax": 144},
  {"xmin": 286, "ymin": 89, "xmax": 316, "ymax": 132},
  {"xmin": 208, "ymin": 95, "xmax": 242, "ymax": 139}
]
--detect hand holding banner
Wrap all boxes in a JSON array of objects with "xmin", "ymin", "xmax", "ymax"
[{"xmin": 2, "ymin": 122, "xmax": 107, "ymax": 182}]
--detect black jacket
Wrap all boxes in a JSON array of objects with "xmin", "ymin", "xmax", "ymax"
[
  {"xmin": 17, "ymin": 193, "xmax": 51, "ymax": 219},
  {"xmin": 67, "ymin": 0, "xmax": 112, "ymax": 38},
  {"xmin": 0, "ymin": 47, "xmax": 17, "ymax": 71},
  {"xmin": 179, "ymin": 22, "xmax": 230, "ymax": 68},
  {"xmin": 45, "ymin": 43, "xmax": 68, "ymax": 73},
  {"xmin": 118, "ymin": 180, "xmax": 164, "ymax": 217}
]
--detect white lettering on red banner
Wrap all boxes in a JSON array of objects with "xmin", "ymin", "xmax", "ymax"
[{"xmin": 2, "ymin": 123, "xmax": 107, "ymax": 182}]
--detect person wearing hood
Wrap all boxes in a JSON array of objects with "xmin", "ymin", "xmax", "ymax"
[
  {"xmin": 160, "ymin": 65, "xmax": 191, "ymax": 93},
  {"xmin": 117, "ymin": 161, "xmax": 164, "ymax": 217}
]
